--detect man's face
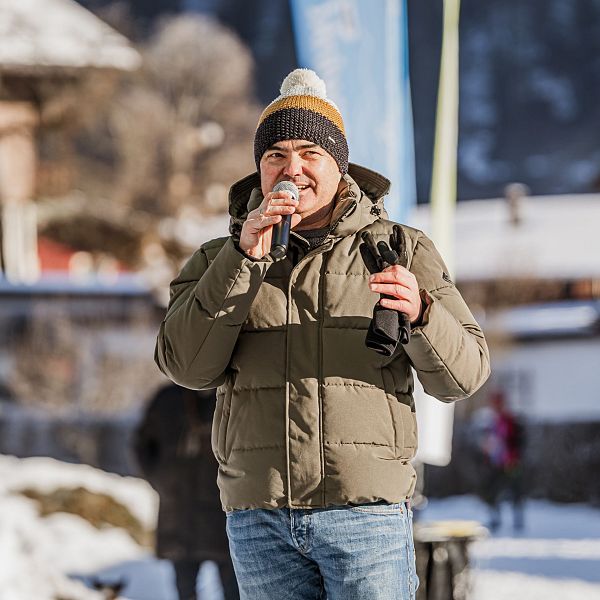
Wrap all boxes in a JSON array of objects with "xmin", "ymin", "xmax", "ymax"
[{"xmin": 259, "ymin": 139, "xmax": 341, "ymax": 225}]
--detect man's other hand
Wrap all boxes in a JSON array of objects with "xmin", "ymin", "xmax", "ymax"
[{"xmin": 368, "ymin": 265, "xmax": 423, "ymax": 324}]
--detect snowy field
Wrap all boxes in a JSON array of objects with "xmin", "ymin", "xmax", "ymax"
[{"xmin": 1, "ymin": 454, "xmax": 600, "ymax": 599}]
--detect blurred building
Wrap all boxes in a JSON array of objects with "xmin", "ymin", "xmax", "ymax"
[
  {"xmin": 0, "ymin": 0, "xmax": 140, "ymax": 284},
  {"xmin": 413, "ymin": 192, "xmax": 600, "ymax": 503},
  {"xmin": 0, "ymin": 0, "xmax": 162, "ymax": 476},
  {"xmin": 414, "ymin": 191, "xmax": 600, "ymax": 307},
  {"xmin": 0, "ymin": 275, "xmax": 163, "ymax": 474}
]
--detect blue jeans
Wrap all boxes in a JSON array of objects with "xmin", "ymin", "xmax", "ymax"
[{"xmin": 226, "ymin": 502, "xmax": 418, "ymax": 600}]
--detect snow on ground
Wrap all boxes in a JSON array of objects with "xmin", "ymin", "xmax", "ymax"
[
  {"xmin": 0, "ymin": 454, "xmax": 158, "ymax": 530},
  {"xmin": 0, "ymin": 454, "xmax": 158, "ymax": 599},
  {"xmin": 0, "ymin": 454, "xmax": 224, "ymax": 600},
  {"xmin": 471, "ymin": 570, "xmax": 600, "ymax": 600},
  {"xmin": 2, "ymin": 454, "xmax": 600, "ymax": 599},
  {"xmin": 420, "ymin": 495, "xmax": 600, "ymax": 600}
]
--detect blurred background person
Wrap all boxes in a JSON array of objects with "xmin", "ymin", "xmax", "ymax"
[
  {"xmin": 474, "ymin": 389, "xmax": 525, "ymax": 533},
  {"xmin": 134, "ymin": 384, "xmax": 239, "ymax": 600}
]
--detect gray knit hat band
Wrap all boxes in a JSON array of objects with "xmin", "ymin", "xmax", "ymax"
[{"xmin": 254, "ymin": 108, "xmax": 349, "ymax": 174}]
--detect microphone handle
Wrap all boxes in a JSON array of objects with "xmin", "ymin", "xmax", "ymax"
[{"xmin": 270, "ymin": 214, "xmax": 292, "ymax": 259}]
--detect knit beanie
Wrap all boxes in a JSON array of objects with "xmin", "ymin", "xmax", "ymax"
[{"xmin": 254, "ymin": 68, "xmax": 349, "ymax": 174}]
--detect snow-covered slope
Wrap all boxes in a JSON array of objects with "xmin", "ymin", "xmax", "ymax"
[{"xmin": 0, "ymin": 454, "xmax": 157, "ymax": 600}]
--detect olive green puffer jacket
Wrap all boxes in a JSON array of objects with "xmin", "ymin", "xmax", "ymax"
[{"xmin": 155, "ymin": 163, "xmax": 490, "ymax": 511}]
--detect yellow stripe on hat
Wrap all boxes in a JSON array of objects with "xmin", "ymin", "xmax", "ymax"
[{"xmin": 258, "ymin": 95, "xmax": 345, "ymax": 135}]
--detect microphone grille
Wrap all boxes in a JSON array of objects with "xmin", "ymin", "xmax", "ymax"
[{"xmin": 273, "ymin": 181, "xmax": 299, "ymax": 201}]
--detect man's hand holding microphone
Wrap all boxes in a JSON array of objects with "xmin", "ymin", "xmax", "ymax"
[{"xmin": 239, "ymin": 182, "xmax": 301, "ymax": 260}]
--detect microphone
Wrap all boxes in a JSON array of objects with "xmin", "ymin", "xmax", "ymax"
[{"xmin": 270, "ymin": 181, "xmax": 299, "ymax": 259}]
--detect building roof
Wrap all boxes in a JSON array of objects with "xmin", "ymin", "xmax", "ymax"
[
  {"xmin": 0, "ymin": 0, "xmax": 141, "ymax": 73},
  {"xmin": 486, "ymin": 300, "xmax": 600, "ymax": 340},
  {"xmin": 410, "ymin": 194, "xmax": 600, "ymax": 281}
]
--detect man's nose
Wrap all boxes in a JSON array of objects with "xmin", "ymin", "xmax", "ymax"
[{"xmin": 282, "ymin": 153, "xmax": 303, "ymax": 178}]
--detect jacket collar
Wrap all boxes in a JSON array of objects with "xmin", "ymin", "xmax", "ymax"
[{"xmin": 228, "ymin": 163, "xmax": 391, "ymax": 237}]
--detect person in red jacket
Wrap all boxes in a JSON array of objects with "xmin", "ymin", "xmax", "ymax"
[{"xmin": 478, "ymin": 389, "xmax": 525, "ymax": 532}]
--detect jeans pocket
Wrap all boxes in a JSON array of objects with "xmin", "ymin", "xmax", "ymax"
[
  {"xmin": 403, "ymin": 506, "xmax": 419, "ymax": 597},
  {"xmin": 348, "ymin": 501, "xmax": 405, "ymax": 515}
]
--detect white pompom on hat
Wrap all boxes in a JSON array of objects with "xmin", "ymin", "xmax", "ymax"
[{"xmin": 274, "ymin": 68, "xmax": 340, "ymax": 111}]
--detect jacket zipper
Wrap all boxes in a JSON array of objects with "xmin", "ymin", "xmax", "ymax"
[
  {"xmin": 283, "ymin": 199, "xmax": 358, "ymax": 505},
  {"xmin": 284, "ymin": 240, "xmax": 333, "ymax": 506}
]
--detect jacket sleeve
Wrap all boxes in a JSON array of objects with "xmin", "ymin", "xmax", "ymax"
[
  {"xmin": 154, "ymin": 237, "xmax": 271, "ymax": 389},
  {"xmin": 402, "ymin": 231, "xmax": 491, "ymax": 402}
]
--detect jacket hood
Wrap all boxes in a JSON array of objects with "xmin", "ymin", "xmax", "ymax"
[{"xmin": 227, "ymin": 163, "xmax": 391, "ymax": 239}]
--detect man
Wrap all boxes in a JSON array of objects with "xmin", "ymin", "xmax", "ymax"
[
  {"xmin": 155, "ymin": 68, "xmax": 490, "ymax": 600},
  {"xmin": 133, "ymin": 385, "xmax": 239, "ymax": 600}
]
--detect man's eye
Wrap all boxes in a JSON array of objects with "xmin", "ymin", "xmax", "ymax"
[{"xmin": 269, "ymin": 153, "xmax": 284, "ymax": 158}]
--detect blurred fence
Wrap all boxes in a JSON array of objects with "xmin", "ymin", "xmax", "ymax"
[{"xmin": 0, "ymin": 279, "xmax": 166, "ymax": 476}]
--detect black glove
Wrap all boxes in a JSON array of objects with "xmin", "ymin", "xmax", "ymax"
[{"xmin": 360, "ymin": 226, "xmax": 411, "ymax": 356}]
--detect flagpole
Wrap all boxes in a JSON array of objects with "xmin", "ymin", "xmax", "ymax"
[
  {"xmin": 414, "ymin": 0, "xmax": 461, "ymax": 470},
  {"xmin": 430, "ymin": 0, "xmax": 461, "ymax": 276}
]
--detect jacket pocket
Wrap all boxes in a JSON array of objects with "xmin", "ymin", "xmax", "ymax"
[
  {"xmin": 215, "ymin": 387, "xmax": 232, "ymax": 463},
  {"xmin": 396, "ymin": 399, "xmax": 418, "ymax": 460},
  {"xmin": 381, "ymin": 367, "xmax": 403, "ymax": 457},
  {"xmin": 382, "ymin": 367, "xmax": 417, "ymax": 460},
  {"xmin": 212, "ymin": 388, "xmax": 225, "ymax": 463}
]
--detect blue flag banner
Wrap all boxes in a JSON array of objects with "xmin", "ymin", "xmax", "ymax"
[{"xmin": 289, "ymin": 0, "xmax": 416, "ymax": 222}]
